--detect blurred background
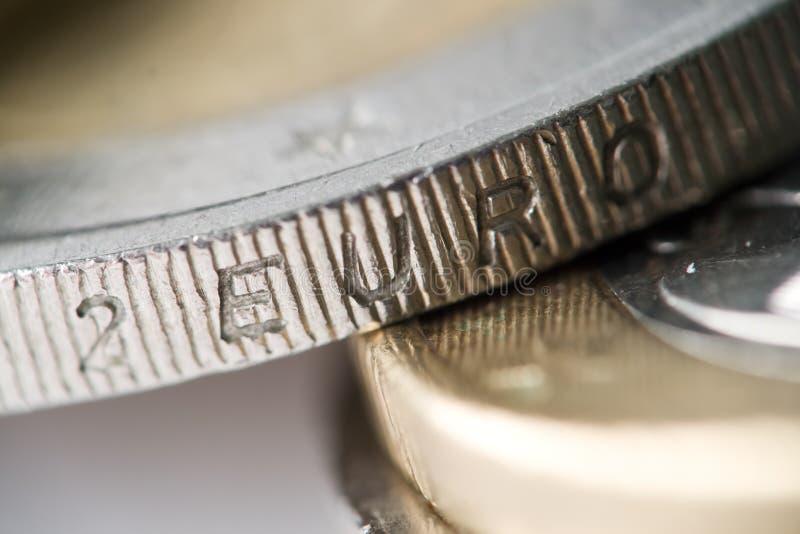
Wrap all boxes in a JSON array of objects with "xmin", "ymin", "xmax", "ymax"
[
  {"xmin": 0, "ymin": 343, "xmax": 357, "ymax": 534},
  {"xmin": 0, "ymin": 0, "xmax": 526, "ymax": 145}
]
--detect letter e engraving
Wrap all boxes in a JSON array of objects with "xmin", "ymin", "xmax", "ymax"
[
  {"xmin": 477, "ymin": 176, "xmax": 541, "ymax": 266},
  {"xmin": 218, "ymin": 255, "xmax": 286, "ymax": 343},
  {"xmin": 342, "ymin": 213, "xmax": 412, "ymax": 306}
]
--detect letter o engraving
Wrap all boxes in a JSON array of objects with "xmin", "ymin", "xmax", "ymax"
[{"xmin": 603, "ymin": 121, "xmax": 668, "ymax": 203}]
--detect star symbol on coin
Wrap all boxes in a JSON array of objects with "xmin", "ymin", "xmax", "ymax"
[{"xmin": 289, "ymin": 102, "xmax": 379, "ymax": 158}]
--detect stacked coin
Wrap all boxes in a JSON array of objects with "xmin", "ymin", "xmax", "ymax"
[
  {"xmin": 345, "ymin": 161, "xmax": 800, "ymax": 533},
  {"xmin": 340, "ymin": 2, "xmax": 800, "ymax": 530}
]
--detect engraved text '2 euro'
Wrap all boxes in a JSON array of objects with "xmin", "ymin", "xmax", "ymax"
[
  {"xmin": 216, "ymin": 119, "xmax": 670, "ymax": 340},
  {"xmin": 5, "ymin": 0, "xmax": 798, "ymax": 415}
]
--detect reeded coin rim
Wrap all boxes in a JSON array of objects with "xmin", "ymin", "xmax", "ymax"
[{"xmin": 0, "ymin": 0, "xmax": 783, "ymax": 270}]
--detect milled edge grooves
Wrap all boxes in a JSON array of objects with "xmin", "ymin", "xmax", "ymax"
[{"xmin": 1, "ymin": 1, "xmax": 799, "ymax": 413}]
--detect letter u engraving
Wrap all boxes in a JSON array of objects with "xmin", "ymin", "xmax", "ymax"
[{"xmin": 342, "ymin": 213, "xmax": 412, "ymax": 306}]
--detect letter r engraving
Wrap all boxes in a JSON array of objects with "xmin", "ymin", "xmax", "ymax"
[{"xmin": 477, "ymin": 176, "xmax": 541, "ymax": 266}]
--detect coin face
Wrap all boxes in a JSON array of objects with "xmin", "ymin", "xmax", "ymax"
[
  {"xmin": 603, "ymin": 167, "xmax": 800, "ymax": 381},
  {"xmin": 350, "ymin": 164, "xmax": 800, "ymax": 534},
  {"xmin": 1, "ymin": 0, "xmax": 799, "ymax": 414}
]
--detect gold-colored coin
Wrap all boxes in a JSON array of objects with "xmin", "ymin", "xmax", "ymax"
[{"xmin": 352, "ymin": 267, "xmax": 800, "ymax": 533}]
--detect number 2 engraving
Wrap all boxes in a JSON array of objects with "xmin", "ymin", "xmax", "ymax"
[{"xmin": 76, "ymin": 294, "xmax": 126, "ymax": 372}]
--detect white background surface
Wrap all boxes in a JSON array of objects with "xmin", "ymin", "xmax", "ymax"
[{"xmin": 0, "ymin": 344, "xmax": 358, "ymax": 534}]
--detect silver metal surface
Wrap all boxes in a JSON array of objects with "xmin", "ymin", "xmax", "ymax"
[
  {"xmin": 0, "ymin": 0, "xmax": 785, "ymax": 263},
  {"xmin": 603, "ymin": 163, "xmax": 800, "ymax": 382},
  {"xmin": 1, "ymin": 0, "xmax": 799, "ymax": 413}
]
